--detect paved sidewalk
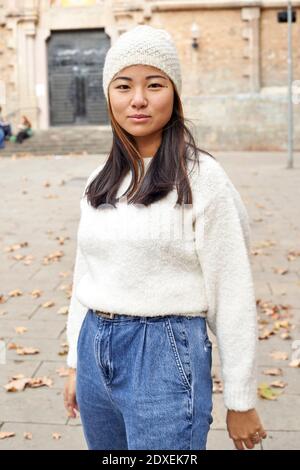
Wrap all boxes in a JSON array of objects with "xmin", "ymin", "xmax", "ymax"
[{"xmin": 0, "ymin": 151, "xmax": 299, "ymax": 450}]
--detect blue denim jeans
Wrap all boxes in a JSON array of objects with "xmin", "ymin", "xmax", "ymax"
[{"xmin": 76, "ymin": 309, "xmax": 213, "ymax": 450}]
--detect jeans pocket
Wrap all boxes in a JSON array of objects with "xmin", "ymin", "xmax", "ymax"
[{"xmin": 164, "ymin": 317, "xmax": 192, "ymax": 390}]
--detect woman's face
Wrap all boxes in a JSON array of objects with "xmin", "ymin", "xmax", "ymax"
[{"xmin": 108, "ymin": 64, "xmax": 174, "ymax": 138}]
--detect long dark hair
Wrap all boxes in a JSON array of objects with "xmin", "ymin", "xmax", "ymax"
[{"xmin": 85, "ymin": 83, "xmax": 215, "ymax": 209}]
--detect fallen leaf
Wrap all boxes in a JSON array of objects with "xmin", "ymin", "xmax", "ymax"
[
  {"xmin": 10, "ymin": 374, "xmax": 25, "ymax": 380},
  {"xmin": 287, "ymin": 250, "xmax": 300, "ymax": 262},
  {"xmin": 254, "ymin": 240, "xmax": 277, "ymax": 249},
  {"xmin": 16, "ymin": 347, "xmax": 40, "ymax": 355},
  {"xmin": 273, "ymin": 320, "xmax": 292, "ymax": 330},
  {"xmin": 3, "ymin": 242, "xmax": 28, "ymax": 253},
  {"xmin": 15, "ymin": 326, "xmax": 28, "ymax": 335},
  {"xmin": 43, "ymin": 251, "xmax": 64, "ymax": 265},
  {"xmin": 289, "ymin": 359, "xmax": 300, "ymax": 368},
  {"xmin": 280, "ymin": 332, "xmax": 292, "ymax": 340},
  {"xmin": 4, "ymin": 375, "xmax": 53, "ymax": 392},
  {"xmin": 256, "ymin": 299, "xmax": 292, "ymax": 320},
  {"xmin": 29, "ymin": 376, "xmax": 53, "ymax": 388},
  {"xmin": 270, "ymin": 380, "xmax": 287, "ymax": 389},
  {"xmin": 22, "ymin": 256, "xmax": 34, "ymax": 265},
  {"xmin": 0, "ymin": 295, "xmax": 7, "ymax": 304},
  {"xmin": 57, "ymin": 306, "xmax": 68, "ymax": 315},
  {"xmin": 30, "ymin": 289, "xmax": 42, "ymax": 298},
  {"xmin": 263, "ymin": 368, "xmax": 283, "ymax": 376},
  {"xmin": 4, "ymin": 377, "xmax": 31, "ymax": 392},
  {"xmin": 8, "ymin": 289, "xmax": 23, "ymax": 297},
  {"xmin": 42, "ymin": 301, "xmax": 55, "ymax": 308},
  {"xmin": 0, "ymin": 431, "xmax": 15, "ymax": 439},
  {"xmin": 258, "ymin": 383, "xmax": 280, "ymax": 400},
  {"xmin": 7, "ymin": 342, "xmax": 21, "ymax": 350},
  {"xmin": 55, "ymin": 236, "xmax": 70, "ymax": 245},
  {"xmin": 259, "ymin": 329, "xmax": 275, "ymax": 340},
  {"xmin": 58, "ymin": 342, "xmax": 69, "ymax": 356},
  {"xmin": 251, "ymin": 249, "xmax": 265, "ymax": 256},
  {"xmin": 273, "ymin": 267, "xmax": 289, "ymax": 275},
  {"xmin": 269, "ymin": 351, "xmax": 289, "ymax": 361},
  {"xmin": 13, "ymin": 254, "xmax": 25, "ymax": 261}
]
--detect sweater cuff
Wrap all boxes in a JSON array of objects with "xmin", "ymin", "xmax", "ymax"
[{"xmin": 223, "ymin": 381, "xmax": 257, "ymax": 411}]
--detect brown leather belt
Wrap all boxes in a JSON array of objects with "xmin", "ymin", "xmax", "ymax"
[
  {"xmin": 94, "ymin": 309, "xmax": 208, "ymax": 320},
  {"xmin": 94, "ymin": 310, "xmax": 118, "ymax": 319}
]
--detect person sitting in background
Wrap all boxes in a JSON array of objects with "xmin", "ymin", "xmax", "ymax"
[
  {"xmin": 16, "ymin": 115, "xmax": 32, "ymax": 143},
  {"xmin": 0, "ymin": 106, "xmax": 12, "ymax": 140},
  {"xmin": 0, "ymin": 126, "xmax": 5, "ymax": 149}
]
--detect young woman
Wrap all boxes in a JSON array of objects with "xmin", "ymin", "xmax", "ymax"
[
  {"xmin": 16, "ymin": 115, "xmax": 32, "ymax": 143},
  {"xmin": 64, "ymin": 25, "xmax": 267, "ymax": 451}
]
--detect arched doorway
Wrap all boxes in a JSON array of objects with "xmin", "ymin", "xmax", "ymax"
[{"xmin": 47, "ymin": 29, "xmax": 110, "ymax": 125}]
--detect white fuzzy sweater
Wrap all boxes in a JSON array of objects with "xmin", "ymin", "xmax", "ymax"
[{"xmin": 66, "ymin": 151, "xmax": 258, "ymax": 411}]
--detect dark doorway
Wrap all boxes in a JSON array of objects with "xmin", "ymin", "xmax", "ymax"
[{"xmin": 47, "ymin": 29, "xmax": 110, "ymax": 125}]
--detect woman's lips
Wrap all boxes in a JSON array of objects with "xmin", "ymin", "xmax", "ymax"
[{"xmin": 129, "ymin": 116, "xmax": 151, "ymax": 122}]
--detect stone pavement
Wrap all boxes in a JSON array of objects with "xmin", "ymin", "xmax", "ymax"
[{"xmin": 0, "ymin": 151, "xmax": 299, "ymax": 450}]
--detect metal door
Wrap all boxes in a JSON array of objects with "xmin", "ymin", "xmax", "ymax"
[{"xmin": 48, "ymin": 29, "xmax": 110, "ymax": 125}]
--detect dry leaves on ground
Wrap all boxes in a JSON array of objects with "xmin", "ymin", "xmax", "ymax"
[
  {"xmin": 4, "ymin": 374, "xmax": 53, "ymax": 392},
  {"xmin": 7, "ymin": 343, "xmax": 40, "ymax": 355}
]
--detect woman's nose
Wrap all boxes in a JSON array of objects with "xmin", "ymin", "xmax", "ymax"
[{"xmin": 131, "ymin": 90, "xmax": 147, "ymax": 105}]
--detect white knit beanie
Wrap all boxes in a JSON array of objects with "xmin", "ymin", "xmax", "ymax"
[{"xmin": 102, "ymin": 24, "xmax": 182, "ymax": 102}]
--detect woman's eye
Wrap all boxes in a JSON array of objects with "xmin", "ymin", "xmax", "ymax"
[{"xmin": 116, "ymin": 83, "xmax": 162, "ymax": 90}]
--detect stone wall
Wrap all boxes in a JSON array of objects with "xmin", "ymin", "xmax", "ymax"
[{"xmin": 0, "ymin": 0, "xmax": 299, "ymax": 150}]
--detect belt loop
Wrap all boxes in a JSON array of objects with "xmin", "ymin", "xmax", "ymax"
[{"xmin": 140, "ymin": 316, "xmax": 148, "ymax": 324}]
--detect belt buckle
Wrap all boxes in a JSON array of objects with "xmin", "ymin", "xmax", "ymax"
[{"xmin": 97, "ymin": 310, "xmax": 115, "ymax": 319}]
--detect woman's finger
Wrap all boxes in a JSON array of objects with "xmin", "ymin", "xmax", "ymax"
[
  {"xmin": 233, "ymin": 439, "xmax": 245, "ymax": 450},
  {"xmin": 259, "ymin": 428, "xmax": 267, "ymax": 439},
  {"xmin": 244, "ymin": 438, "xmax": 255, "ymax": 449}
]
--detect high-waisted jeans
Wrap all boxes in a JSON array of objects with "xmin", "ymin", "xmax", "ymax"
[{"xmin": 76, "ymin": 309, "xmax": 213, "ymax": 450}]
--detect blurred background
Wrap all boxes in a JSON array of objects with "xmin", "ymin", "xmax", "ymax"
[{"xmin": 0, "ymin": 0, "xmax": 299, "ymax": 154}]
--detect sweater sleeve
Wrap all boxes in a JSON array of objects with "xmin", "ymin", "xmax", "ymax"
[
  {"xmin": 194, "ymin": 178, "xmax": 258, "ymax": 411},
  {"xmin": 65, "ymin": 164, "xmax": 104, "ymax": 369}
]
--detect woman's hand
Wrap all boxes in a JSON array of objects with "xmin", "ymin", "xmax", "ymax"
[
  {"xmin": 63, "ymin": 368, "xmax": 79, "ymax": 418},
  {"xmin": 226, "ymin": 408, "xmax": 267, "ymax": 450}
]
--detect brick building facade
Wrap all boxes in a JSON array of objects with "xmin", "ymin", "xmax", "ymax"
[{"xmin": 0, "ymin": 0, "xmax": 299, "ymax": 150}]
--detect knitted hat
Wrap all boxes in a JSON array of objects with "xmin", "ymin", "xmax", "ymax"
[{"xmin": 102, "ymin": 24, "xmax": 182, "ymax": 102}]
